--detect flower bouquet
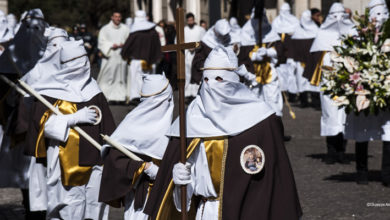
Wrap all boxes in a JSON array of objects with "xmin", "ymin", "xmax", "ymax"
[{"xmin": 322, "ymin": 9, "xmax": 390, "ymax": 115}]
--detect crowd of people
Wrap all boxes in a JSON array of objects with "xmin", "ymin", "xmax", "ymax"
[{"xmin": 0, "ymin": 0, "xmax": 389, "ymax": 219}]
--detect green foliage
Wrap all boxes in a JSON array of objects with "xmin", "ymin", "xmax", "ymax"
[{"xmin": 8, "ymin": 0, "xmax": 131, "ymax": 31}]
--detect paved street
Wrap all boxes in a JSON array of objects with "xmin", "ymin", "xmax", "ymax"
[{"xmin": 1, "ymin": 100, "xmax": 390, "ymax": 219}]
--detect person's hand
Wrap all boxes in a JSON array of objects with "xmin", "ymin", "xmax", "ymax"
[
  {"xmin": 66, "ymin": 107, "xmax": 97, "ymax": 126},
  {"xmin": 144, "ymin": 162, "xmax": 159, "ymax": 180},
  {"xmin": 172, "ymin": 162, "xmax": 192, "ymax": 185},
  {"xmin": 112, "ymin": 44, "xmax": 119, "ymax": 50}
]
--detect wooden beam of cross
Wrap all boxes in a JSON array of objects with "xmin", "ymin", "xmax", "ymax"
[{"xmin": 161, "ymin": 7, "xmax": 199, "ymax": 220}]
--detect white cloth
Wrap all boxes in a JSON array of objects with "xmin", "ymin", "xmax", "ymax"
[
  {"xmin": 43, "ymin": 114, "xmax": 109, "ymax": 220},
  {"xmin": 28, "ymin": 157, "xmax": 48, "ymax": 211},
  {"xmin": 173, "ymin": 140, "xmax": 219, "ymax": 219},
  {"xmin": 201, "ymin": 19, "xmax": 231, "ymax": 48},
  {"xmin": 320, "ymin": 52, "xmax": 346, "ymax": 136},
  {"xmin": 292, "ymin": 10, "xmax": 319, "ymax": 40},
  {"xmin": 0, "ymin": 10, "xmax": 13, "ymax": 43},
  {"xmin": 369, "ymin": 0, "xmax": 389, "ymax": 27},
  {"xmin": 106, "ymin": 74, "xmax": 173, "ymax": 160},
  {"xmin": 272, "ymin": 3, "xmax": 300, "ymax": 35},
  {"xmin": 127, "ymin": 60, "xmax": 155, "ymax": 101},
  {"xmin": 123, "ymin": 191, "xmax": 149, "ymax": 220},
  {"xmin": 97, "ymin": 21, "xmax": 129, "ymax": 102},
  {"xmin": 168, "ymin": 46, "xmax": 274, "ymax": 138},
  {"xmin": 130, "ymin": 10, "xmax": 156, "ymax": 34},
  {"xmin": 229, "ymin": 17, "xmax": 241, "ymax": 44},
  {"xmin": 295, "ymin": 61, "xmax": 320, "ymax": 93},
  {"xmin": 241, "ymin": 18, "xmax": 280, "ymax": 46},
  {"xmin": 258, "ymin": 66, "xmax": 284, "ymax": 117},
  {"xmin": 155, "ymin": 25, "xmax": 166, "ymax": 46},
  {"xmin": 24, "ymin": 38, "xmax": 101, "ymax": 103},
  {"xmin": 6, "ymin": 14, "xmax": 17, "ymax": 36},
  {"xmin": 310, "ymin": 3, "xmax": 356, "ymax": 52},
  {"xmin": 185, "ymin": 25, "xmax": 206, "ymax": 96}
]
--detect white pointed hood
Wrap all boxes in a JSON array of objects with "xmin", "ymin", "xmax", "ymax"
[
  {"xmin": 368, "ymin": 0, "xmax": 389, "ymax": 27},
  {"xmin": 168, "ymin": 46, "xmax": 274, "ymax": 137},
  {"xmin": 272, "ymin": 3, "xmax": 300, "ymax": 34},
  {"xmin": 109, "ymin": 74, "xmax": 174, "ymax": 159},
  {"xmin": 130, "ymin": 10, "xmax": 156, "ymax": 33},
  {"xmin": 310, "ymin": 3, "xmax": 357, "ymax": 52},
  {"xmin": 292, "ymin": 10, "xmax": 319, "ymax": 39}
]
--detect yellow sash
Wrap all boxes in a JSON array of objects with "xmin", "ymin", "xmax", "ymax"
[
  {"xmin": 35, "ymin": 100, "xmax": 92, "ymax": 186},
  {"xmin": 310, "ymin": 51, "xmax": 327, "ymax": 86},
  {"xmin": 156, "ymin": 137, "xmax": 228, "ymax": 220},
  {"xmin": 249, "ymin": 44, "xmax": 273, "ymax": 84}
]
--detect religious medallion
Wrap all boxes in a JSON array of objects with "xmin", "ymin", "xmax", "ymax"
[
  {"xmin": 240, "ymin": 145, "xmax": 265, "ymax": 175},
  {"xmin": 88, "ymin": 105, "xmax": 102, "ymax": 125}
]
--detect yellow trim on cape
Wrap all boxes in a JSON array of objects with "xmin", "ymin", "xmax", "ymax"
[
  {"xmin": 35, "ymin": 100, "xmax": 92, "ymax": 186},
  {"xmin": 310, "ymin": 52, "xmax": 327, "ymax": 86},
  {"xmin": 132, "ymin": 162, "xmax": 147, "ymax": 185}
]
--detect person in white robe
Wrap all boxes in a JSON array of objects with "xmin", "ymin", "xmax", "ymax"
[
  {"xmin": 310, "ymin": 3, "xmax": 356, "ymax": 164},
  {"xmin": 184, "ymin": 12, "xmax": 206, "ymax": 97},
  {"xmin": 97, "ymin": 12, "xmax": 130, "ymax": 102},
  {"xmin": 23, "ymin": 27, "xmax": 111, "ymax": 219},
  {"xmin": 344, "ymin": 0, "xmax": 390, "ymax": 186},
  {"xmin": 288, "ymin": 10, "xmax": 320, "ymax": 107},
  {"xmin": 99, "ymin": 74, "xmax": 174, "ymax": 220},
  {"xmin": 272, "ymin": 3, "xmax": 300, "ymax": 97}
]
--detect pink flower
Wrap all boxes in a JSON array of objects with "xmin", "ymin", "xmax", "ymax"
[
  {"xmin": 356, "ymin": 95, "xmax": 370, "ymax": 112},
  {"xmin": 349, "ymin": 72, "xmax": 361, "ymax": 84},
  {"xmin": 356, "ymin": 84, "xmax": 364, "ymax": 91}
]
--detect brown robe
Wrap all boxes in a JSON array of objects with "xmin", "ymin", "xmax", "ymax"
[
  {"xmin": 302, "ymin": 51, "xmax": 325, "ymax": 82},
  {"xmin": 190, "ymin": 42, "xmax": 212, "ymax": 84},
  {"xmin": 98, "ymin": 148, "xmax": 153, "ymax": 208},
  {"xmin": 25, "ymin": 92, "xmax": 116, "ymax": 166},
  {"xmin": 275, "ymin": 33, "xmax": 292, "ymax": 65},
  {"xmin": 286, "ymin": 38, "xmax": 315, "ymax": 64},
  {"xmin": 121, "ymin": 28, "xmax": 162, "ymax": 64},
  {"xmin": 144, "ymin": 114, "xmax": 302, "ymax": 220},
  {"xmin": 238, "ymin": 45, "xmax": 255, "ymax": 74}
]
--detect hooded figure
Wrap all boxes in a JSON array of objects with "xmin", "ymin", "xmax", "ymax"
[
  {"xmin": 96, "ymin": 11, "xmax": 130, "ymax": 102},
  {"xmin": 304, "ymin": 3, "xmax": 356, "ymax": 166},
  {"xmin": 272, "ymin": 3, "xmax": 300, "ymax": 35},
  {"xmin": 121, "ymin": 10, "xmax": 162, "ymax": 102},
  {"xmin": 238, "ymin": 12, "xmax": 283, "ymax": 117},
  {"xmin": 369, "ymin": 0, "xmax": 389, "ymax": 27},
  {"xmin": 24, "ymin": 27, "xmax": 116, "ymax": 220},
  {"xmin": 144, "ymin": 46, "xmax": 302, "ymax": 220},
  {"xmin": 344, "ymin": 0, "xmax": 390, "ymax": 186},
  {"xmin": 287, "ymin": 10, "xmax": 321, "ymax": 107},
  {"xmin": 229, "ymin": 17, "xmax": 241, "ymax": 45},
  {"xmin": 191, "ymin": 19, "xmax": 232, "ymax": 86},
  {"xmin": 99, "ymin": 74, "xmax": 174, "ymax": 220}
]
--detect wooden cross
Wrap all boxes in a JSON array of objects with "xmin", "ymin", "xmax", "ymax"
[{"xmin": 161, "ymin": 7, "xmax": 199, "ymax": 220}]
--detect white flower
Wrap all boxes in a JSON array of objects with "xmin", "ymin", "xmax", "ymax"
[
  {"xmin": 381, "ymin": 39, "xmax": 390, "ymax": 53},
  {"xmin": 330, "ymin": 51, "xmax": 344, "ymax": 63},
  {"xmin": 356, "ymin": 95, "xmax": 370, "ymax": 112},
  {"xmin": 343, "ymin": 56, "xmax": 359, "ymax": 73},
  {"xmin": 333, "ymin": 96, "xmax": 350, "ymax": 106}
]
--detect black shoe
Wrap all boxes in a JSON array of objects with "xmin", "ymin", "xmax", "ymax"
[
  {"xmin": 356, "ymin": 171, "xmax": 369, "ymax": 185},
  {"xmin": 383, "ymin": 181, "xmax": 390, "ymax": 187},
  {"xmin": 284, "ymin": 135, "xmax": 292, "ymax": 142},
  {"xmin": 336, "ymin": 152, "xmax": 350, "ymax": 164}
]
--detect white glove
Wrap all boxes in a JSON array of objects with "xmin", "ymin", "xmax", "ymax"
[
  {"xmin": 236, "ymin": 65, "xmax": 258, "ymax": 87},
  {"xmin": 172, "ymin": 162, "xmax": 192, "ymax": 185},
  {"xmin": 66, "ymin": 107, "xmax": 97, "ymax": 126},
  {"xmin": 266, "ymin": 48, "xmax": 277, "ymax": 59},
  {"xmin": 253, "ymin": 47, "xmax": 267, "ymax": 61},
  {"xmin": 144, "ymin": 162, "xmax": 159, "ymax": 180}
]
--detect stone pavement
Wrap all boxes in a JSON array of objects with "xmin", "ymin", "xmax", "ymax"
[{"xmin": 1, "ymin": 102, "xmax": 390, "ymax": 220}]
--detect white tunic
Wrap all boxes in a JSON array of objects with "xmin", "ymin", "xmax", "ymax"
[
  {"xmin": 97, "ymin": 21, "xmax": 130, "ymax": 102},
  {"xmin": 42, "ymin": 114, "xmax": 109, "ymax": 220},
  {"xmin": 184, "ymin": 25, "xmax": 206, "ymax": 97},
  {"xmin": 173, "ymin": 141, "xmax": 219, "ymax": 220},
  {"xmin": 294, "ymin": 61, "xmax": 320, "ymax": 93},
  {"xmin": 320, "ymin": 52, "xmax": 346, "ymax": 136}
]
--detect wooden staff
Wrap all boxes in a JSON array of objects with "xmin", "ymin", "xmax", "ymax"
[{"xmin": 161, "ymin": 8, "xmax": 199, "ymax": 220}]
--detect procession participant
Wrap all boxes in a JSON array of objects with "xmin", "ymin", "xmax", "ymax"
[
  {"xmin": 304, "ymin": 3, "xmax": 356, "ymax": 164},
  {"xmin": 97, "ymin": 11, "xmax": 130, "ymax": 102},
  {"xmin": 272, "ymin": 3, "xmax": 300, "ymax": 101},
  {"xmin": 190, "ymin": 19, "xmax": 231, "ymax": 87},
  {"xmin": 121, "ymin": 10, "xmax": 162, "ymax": 102},
  {"xmin": 99, "ymin": 74, "xmax": 174, "ymax": 220},
  {"xmin": 239, "ymin": 12, "xmax": 283, "ymax": 117},
  {"xmin": 229, "ymin": 17, "xmax": 241, "ymax": 47},
  {"xmin": 24, "ymin": 33, "xmax": 116, "ymax": 219},
  {"xmin": 344, "ymin": 0, "xmax": 390, "ymax": 186},
  {"xmin": 287, "ymin": 10, "xmax": 320, "ymax": 108},
  {"xmin": 184, "ymin": 12, "xmax": 205, "ymax": 98},
  {"xmin": 144, "ymin": 46, "xmax": 302, "ymax": 220}
]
